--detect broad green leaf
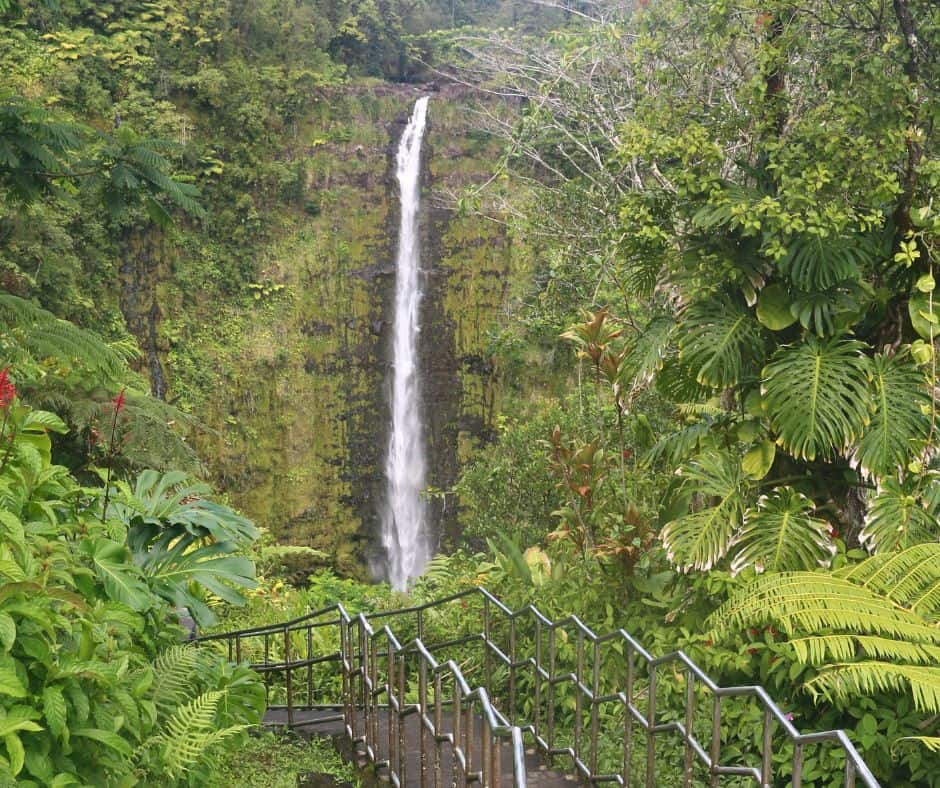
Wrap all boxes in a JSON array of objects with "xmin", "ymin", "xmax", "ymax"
[
  {"xmin": 861, "ymin": 479, "xmax": 939, "ymax": 552},
  {"xmin": 678, "ymin": 299, "xmax": 765, "ymax": 388},
  {"xmin": 0, "ymin": 613, "xmax": 15, "ymax": 651},
  {"xmin": 0, "ymin": 665, "xmax": 26, "ymax": 698},
  {"xmin": 762, "ymin": 336, "xmax": 871, "ymax": 461},
  {"xmin": 909, "ymin": 292, "xmax": 939, "ymax": 340},
  {"xmin": 661, "ymin": 452, "xmax": 747, "ymax": 572},
  {"xmin": 71, "ymin": 728, "xmax": 132, "ymax": 758},
  {"xmin": 756, "ymin": 284, "xmax": 796, "ymax": 330},
  {"xmin": 742, "ymin": 440, "xmax": 776, "ymax": 480},
  {"xmin": 80, "ymin": 539, "xmax": 152, "ymax": 611},
  {"xmin": 20, "ymin": 410, "xmax": 67, "ymax": 434},
  {"xmin": 4, "ymin": 733, "xmax": 24, "ymax": 776},
  {"xmin": 732, "ymin": 488, "xmax": 834, "ymax": 573},
  {"xmin": 856, "ymin": 352, "xmax": 930, "ymax": 477}
]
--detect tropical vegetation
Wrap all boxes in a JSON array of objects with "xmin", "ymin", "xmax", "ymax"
[{"xmin": 2, "ymin": 0, "xmax": 940, "ymax": 786}]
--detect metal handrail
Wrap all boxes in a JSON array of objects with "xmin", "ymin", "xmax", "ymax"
[{"xmin": 198, "ymin": 586, "xmax": 880, "ymax": 788}]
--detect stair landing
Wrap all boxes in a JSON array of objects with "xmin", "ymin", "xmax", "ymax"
[{"xmin": 265, "ymin": 708, "xmax": 576, "ymax": 788}]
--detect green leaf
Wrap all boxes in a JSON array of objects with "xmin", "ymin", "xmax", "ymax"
[
  {"xmin": 4, "ymin": 733, "xmax": 24, "ymax": 776},
  {"xmin": 0, "ymin": 613, "xmax": 14, "ymax": 651},
  {"xmin": 80, "ymin": 539, "xmax": 152, "ymax": 611},
  {"xmin": 661, "ymin": 452, "xmax": 747, "ymax": 572},
  {"xmin": 732, "ymin": 487, "xmax": 834, "ymax": 573},
  {"xmin": 916, "ymin": 274, "xmax": 936, "ymax": 293},
  {"xmin": 42, "ymin": 686, "xmax": 67, "ymax": 741},
  {"xmin": 20, "ymin": 410, "xmax": 67, "ymax": 434},
  {"xmin": 909, "ymin": 292, "xmax": 939, "ymax": 340},
  {"xmin": 861, "ymin": 478, "xmax": 939, "ymax": 552},
  {"xmin": 678, "ymin": 298, "xmax": 765, "ymax": 388},
  {"xmin": 856, "ymin": 352, "xmax": 930, "ymax": 477},
  {"xmin": 0, "ymin": 664, "xmax": 26, "ymax": 698},
  {"xmin": 762, "ymin": 336, "xmax": 871, "ymax": 461},
  {"xmin": 742, "ymin": 440, "xmax": 775, "ymax": 480},
  {"xmin": 778, "ymin": 234, "xmax": 870, "ymax": 291},
  {"xmin": 0, "ymin": 707, "xmax": 41, "ymax": 738},
  {"xmin": 71, "ymin": 728, "xmax": 132, "ymax": 758},
  {"xmin": 756, "ymin": 284, "xmax": 796, "ymax": 330}
]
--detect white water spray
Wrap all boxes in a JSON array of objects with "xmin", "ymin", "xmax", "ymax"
[{"xmin": 382, "ymin": 96, "xmax": 431, "ymax": 590}]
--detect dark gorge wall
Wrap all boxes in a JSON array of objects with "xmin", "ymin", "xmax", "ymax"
[{"xmin": 136, "ymin": 84, "xmax": 515, "ymax": 577}]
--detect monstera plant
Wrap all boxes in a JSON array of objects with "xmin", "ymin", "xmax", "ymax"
[{"xmin": 105, "ymin": 470, "xmax": 259, "ymax": 627}]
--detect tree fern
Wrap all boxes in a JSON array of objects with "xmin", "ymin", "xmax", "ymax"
[
  {"xmin": 731, "ymin": 487, "xmax": 834, "ymax": 574},
  {"xmin": 661, "ymin": 451, "xmax": 748, "ymax": 571},
  {"xmin": 710, "ymin": 545, "xmax": 940, "ymax": 726},
  {"xmin": 677, "ymin": 298, "xmax": 765, "ymax": 389},
  {"xmin": 855, "ymin": 351, "xmax": 931, "ymax": 478},
  {"xmin": 762, "ymin": 335, "xmax": 871, "ymax": 461},
  {"xmin": 0, "ymin": 294, "xmax": 136, "ymax": 387}
]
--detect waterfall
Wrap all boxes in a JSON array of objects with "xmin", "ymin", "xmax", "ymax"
[{"xmin": 382, "ymin": 96, "xmax": 431, "ymax": 591}]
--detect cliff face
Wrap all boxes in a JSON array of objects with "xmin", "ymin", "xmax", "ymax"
[{"xmin": 155, "ymin": 84, "xmax": 514, "ymax": 576}]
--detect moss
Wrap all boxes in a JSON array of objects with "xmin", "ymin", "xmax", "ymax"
[{"xmin": 156, "ymin": 85, "xmax": 528, "ymax": 574}]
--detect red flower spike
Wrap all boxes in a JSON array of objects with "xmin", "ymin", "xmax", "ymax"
[
  {"xmin": 112, "ymin": 387, "xmax": 126, "ymax": 415},
  {"xmin": 0, "ymin": 367, "xmax": 16, "ymax": 410}
]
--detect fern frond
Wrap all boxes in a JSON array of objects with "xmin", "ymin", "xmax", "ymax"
[
  {"xmin": 790, "ymin": 634, "xmax": 940, "ymax": 665},
  {"xmin": 149, "ymin": 645, "xmax": 201, "ymax": 717},
  {"xmin": 710, "ymin": 572, "xmax": 940, "ymax": 642},
  {"xmin": 842, "ymin": 543, "xmax": 940, "ymax": 617},
  {"xmin": 151, "ymin": 690, "xmax": 225, "ymax": 777},
  {"xmin": 806, "ymin": 662, "xmax": 940, "ymax": 714}
]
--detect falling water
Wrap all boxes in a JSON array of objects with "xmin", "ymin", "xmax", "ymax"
[{"xmin": 382, "ymin": 96, "xmax": 431, "ymax": 590}]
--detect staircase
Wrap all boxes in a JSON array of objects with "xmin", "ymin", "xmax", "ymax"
[{"xmin": 196, "ymin": 588, "xmax": 879, "ymax": 788}]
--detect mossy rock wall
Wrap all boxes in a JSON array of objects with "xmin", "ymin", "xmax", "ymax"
[{"xmin": 158, "ymin": 84, "xmax": 513, "ymax": 577}]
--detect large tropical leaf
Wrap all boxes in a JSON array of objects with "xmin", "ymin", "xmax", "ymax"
[
  {"xmin": 855, "ymin": 352, "xmax": 931, "ymax": 478},
  {"xmin": 731, "ymin": 487, "xmax": 834, "ymax": 574},
  {"xmin": 618, "ymin": 315, "xmax": 675, "ymax": 388},
  {"xmin": 133, "ymin": 541, "xmax": 256, "ymax": 627},
  {"xmin": 860, "ymin": 478, "xmax": 940, "ymax": 552},
  {"xmin": 677, "ymin": 299, "xmax": 765, "ymax": 389},
  {"xmin": 113, "ymin": 470, "xmax": 258, "ymax": 548},
  {"xmin": 762, "ymin": 336, "xmax": 871, "ymax": 461},
  {"xmin": 661, "ymin": 451, "xmax": 747, "ymax": 572},
  {"xmin": 777, "ymin": 234, "xmax": 873, "ymax": 291}
]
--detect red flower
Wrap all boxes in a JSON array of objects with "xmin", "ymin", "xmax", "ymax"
[
  {"xmin": 0, "ymin": 367, "xmax": 15, "ymax": 410},
  {"xmin": 112, "ymin": 387, "xmax": 126, "ymax": 415}
]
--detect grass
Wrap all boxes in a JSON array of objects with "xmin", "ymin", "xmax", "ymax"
[{"xmin": 209, "ymin": 731, "xmax": 360, "ymax": 788}]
